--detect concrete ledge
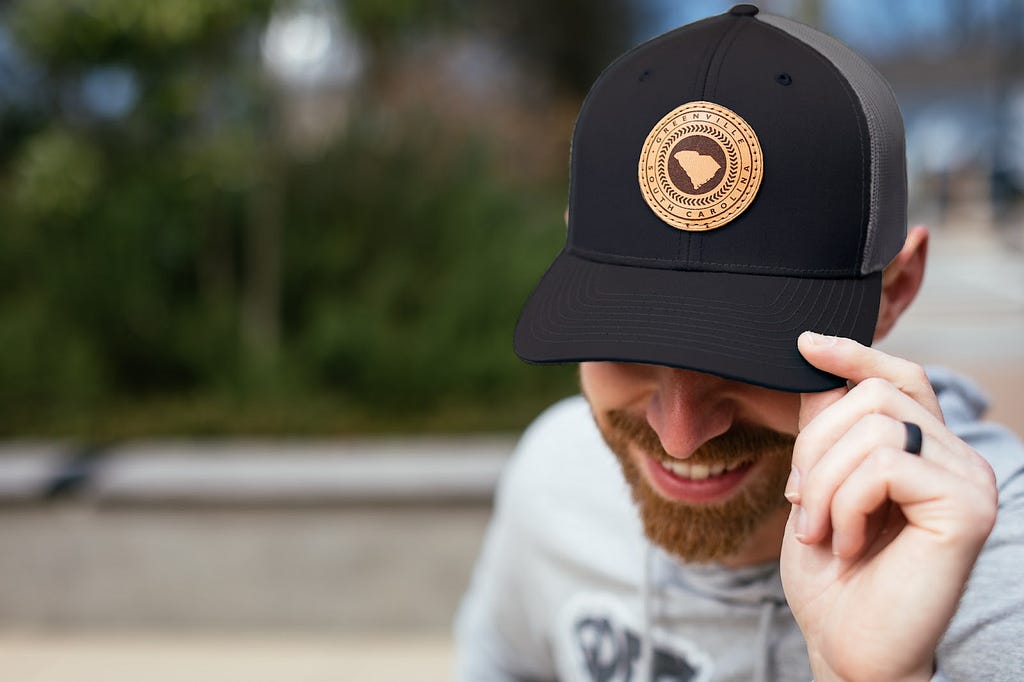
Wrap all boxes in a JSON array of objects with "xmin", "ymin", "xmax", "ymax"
[
  {"xmin": 0, "ymin": 442, "xmax": 71, "ymax": 501},
  {"xmin": 0, "ymin": 437, "xmax": 515, "ymax": 504}
]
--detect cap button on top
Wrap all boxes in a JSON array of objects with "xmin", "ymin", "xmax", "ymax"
[{"xmin": 729, "ymin": 4, "xmax": 759, "ymax": 16}]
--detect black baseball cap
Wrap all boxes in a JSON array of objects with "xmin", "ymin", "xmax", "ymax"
[{"xmin": 513, "ymin": 4, "xmax": 907, "ymax": 392}]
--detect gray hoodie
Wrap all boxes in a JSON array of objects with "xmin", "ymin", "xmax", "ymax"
[{"xmin": 454, "ymin": 368, "xmax": 1024, "ymax": 681}]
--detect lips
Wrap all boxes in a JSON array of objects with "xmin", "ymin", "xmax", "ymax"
[{"xmin": 643, "ymin": 455, "xmax": 755, "ymax": 504}]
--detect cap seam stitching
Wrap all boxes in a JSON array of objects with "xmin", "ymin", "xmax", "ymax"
[
  {"xmin": 708, "ymin": 17, "xmax": 746, "ymax": 101},
  {"xmin": 566, "ymin": 245, "xmax": 857, "ymax": 275},
  {"xmin": 681, "ymin": 19, "xmax": 734, "ymax": 265},
  {"xmin": 696, "ymin": 8, "xmax": 745, "ymax": 281},
  {"xmin": 698, "ymin": 18, "xmax": 738, "ymax": 97}
]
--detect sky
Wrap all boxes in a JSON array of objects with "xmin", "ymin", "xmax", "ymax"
[{"xmin": 640, "ymin": 0, "xmax": 1021, "ymax": 58}]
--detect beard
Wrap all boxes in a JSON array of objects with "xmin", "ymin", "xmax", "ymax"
[{"xmin": 597, "ymin": 408, "xmax": 795, "ymax": 563}]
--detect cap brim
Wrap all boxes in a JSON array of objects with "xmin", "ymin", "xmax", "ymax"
[{"xmin": 514, "ymin": 251, "xmax": 882, "ymax": 393}]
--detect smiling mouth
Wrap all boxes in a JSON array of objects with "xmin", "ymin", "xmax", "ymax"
[
  {"xmin": 656, "ymin": 458, "xmax": 752, "ymax": 480},
  {"xmin": 643, "ymin": 454, "xmax": 757, "ymax": 504}
]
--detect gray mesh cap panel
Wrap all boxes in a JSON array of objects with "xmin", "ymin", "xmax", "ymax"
[{"xmin": 758, "ymin": 13, "xmax": 908, "ymax": 275}]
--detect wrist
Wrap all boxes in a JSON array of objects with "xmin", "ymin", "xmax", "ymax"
[{"xmin": 809, "ymin": 651, "xmax": 935, "ymax": 682}]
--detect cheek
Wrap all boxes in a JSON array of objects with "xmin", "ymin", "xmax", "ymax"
[
  {"xmin": 743, "ymin": 389, "xmax": 802, "ymax": 435},
  {"xmin": 580, "ymin": 362, "xmax": 655, "ymax": 411}
]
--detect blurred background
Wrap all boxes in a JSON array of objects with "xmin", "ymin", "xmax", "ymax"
[{"xmin": 1, "ymin": 1, "xmax": 1022, "ymax": 680}]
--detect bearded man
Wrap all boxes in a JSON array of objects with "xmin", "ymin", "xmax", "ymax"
[{"xmin": 455, "ymin": 6, "xmax": 1024, "ymax": 682}]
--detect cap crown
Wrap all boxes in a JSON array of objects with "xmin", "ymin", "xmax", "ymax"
[{"xmin": 567, "ymin": 11, "xmax": 906, "ymax": 278}]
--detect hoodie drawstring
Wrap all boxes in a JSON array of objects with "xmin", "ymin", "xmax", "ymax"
[
  {"xmin": 754, "ymin": 597, "xmax": 779, "ymax": 682},
  {"xmin": 641, "ymin": 542, "xmax": 655, "ymax": 682}
]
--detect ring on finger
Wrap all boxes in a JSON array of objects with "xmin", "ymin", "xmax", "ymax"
[{"xmin": 902, "ymin": 421, "xmax": 923, "ymax": 455}]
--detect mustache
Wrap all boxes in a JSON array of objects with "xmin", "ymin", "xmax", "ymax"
[{"xmin": 605, "ymin": 409, "xmax": 795, "ymax": 467}]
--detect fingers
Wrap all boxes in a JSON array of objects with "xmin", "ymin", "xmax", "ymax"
[
  {"xmin": 798, "ymin": 332, "xmax": 942, "ymax": 421},
  {"xmin": 828, "ymin": 447, "xmax": 996, "ymax": 560},
  {"xmin": 797, "ymin": 384, "xmax": 847, "ymax": 432},
  {"xmin": 826, "ymin": 446, "xmax": 906, "ymax": 558},
  {"xmin": 791, "ymin": 382, "xmax": 993, "ymax": 546},
  {"xmin": 794, "ymin": 379, "xmax": 974, "ymax": 484},
  {"xmin": 791, "ymin": 332, "xmax": 998, "ymax": 559},
  {"xmin": 792, "ymin": 412, "xmax": 907, "ymax": 543}
]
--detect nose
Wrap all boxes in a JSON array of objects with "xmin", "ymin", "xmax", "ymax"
[{"xmin": 645, "ymin": 367, "xmax": 735, "ymax": 459}]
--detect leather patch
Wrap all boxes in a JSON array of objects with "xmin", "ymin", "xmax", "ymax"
[{"xmin": 638, "ymin": 101, "xmax": 763, "ymax": 231}]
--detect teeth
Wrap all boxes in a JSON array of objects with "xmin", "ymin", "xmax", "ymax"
[
  {"xmin": 662, "ymin": 460, "xmax": 689, "ymax": 477},
  {"xmin": 661, "ymin": 459, "xmax": 746, "ymax": 480},
  {"xmin": 689, "ymin": 464, "xmax": 710, "ymax": 480}
]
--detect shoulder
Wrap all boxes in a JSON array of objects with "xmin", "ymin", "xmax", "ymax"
[
  {"xmin": 495, "ymin": 395, "xmax": 646, "ymax": 580},
  {"xmin": 932, "ymin": 368, "xmax": 1024, "ymax": 677},
  {"xmin": 928, "ymin": 366, "xmax": 1024, "ymax": 490},
  {"xmin": 453, "ymin": 396, "xmax": 646, "ymax": 678},
  {"xmin": 503, "ymin": 394, "xmax": 608, "ymax": 485},
  {"xmin": 500, "ymin": 395, "xmax": 629, "ymax": 513}
]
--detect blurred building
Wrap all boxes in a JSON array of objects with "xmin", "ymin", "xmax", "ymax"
[{"xmin": 647, "ymin": 0, "xmax": 1024, "ymax": 238}]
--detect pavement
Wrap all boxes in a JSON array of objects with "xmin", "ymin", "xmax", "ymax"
[
  {"xmin": 0, "ymin": 221, "xmax": 1021, "ymax": 681},
  {"xmin": 0, "ymin": 633, "xmax": 454, "ymax": 682}
]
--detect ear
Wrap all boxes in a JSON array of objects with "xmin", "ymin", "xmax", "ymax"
[{"xmin": 873, "ymin": 225, "xmax": 929, "ymax": 342}]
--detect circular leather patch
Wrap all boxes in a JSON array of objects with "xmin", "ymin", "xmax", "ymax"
[{"xmin": 638, "ymin": 101, "xmax": 763, "ymax": 231}]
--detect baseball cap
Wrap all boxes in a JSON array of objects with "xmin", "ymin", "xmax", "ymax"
[{"xmin": 513, "ymin": 4, "xmax": 907, "ymax": 392}]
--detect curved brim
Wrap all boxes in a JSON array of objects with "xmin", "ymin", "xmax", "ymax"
[{"xmin": 513, "ymin": 251, "xmax": 882, "ymax": 393}]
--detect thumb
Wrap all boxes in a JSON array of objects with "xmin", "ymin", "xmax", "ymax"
[
  {"xmin": 797, "ymin": 331, "xmax": 850, "ymax": 430},
  {"xmin": 799, "ymin": 385, "xmax": 847, "ymax": 431}
]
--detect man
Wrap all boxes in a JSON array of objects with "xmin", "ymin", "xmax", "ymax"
[{"xmin": 455, "ymin": 6, "xmax": 1024, "ymax": 682}]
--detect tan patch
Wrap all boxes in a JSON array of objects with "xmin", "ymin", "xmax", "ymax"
[{"xmin": 638, "ymin": 100, "xmax": 763, "ymax": 231}]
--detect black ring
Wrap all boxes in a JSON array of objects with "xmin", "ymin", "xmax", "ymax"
[{"xmin": 903, "ymin": 421, "xmax": 923, "ymax": 455}]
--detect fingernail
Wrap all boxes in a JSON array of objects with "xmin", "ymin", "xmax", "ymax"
[
  {"xmin": 803, "ymin": 331, "xmax": 838, "ymax": 346},
  {"xmin": 784, "ymin": 466, "xmax": 801, "ymax": 503},
  {"xmin": 795, "ymin": 505, "xmax": 807, "ymax": 541},
  {"xmin": 831, "ymin": 535, "xmax": 842, "ymax": 557}
]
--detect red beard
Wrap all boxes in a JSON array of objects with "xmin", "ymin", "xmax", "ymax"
[{"xmin": 598, "ymin": 409, "xmax": 795, "ymax": 563}]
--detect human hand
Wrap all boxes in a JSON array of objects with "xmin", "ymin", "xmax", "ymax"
[{"xmin": 780, "ymin": 332, "xmax": 998, "ymax": 682}]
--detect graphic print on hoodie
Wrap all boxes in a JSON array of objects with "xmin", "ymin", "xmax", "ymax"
[{"xmin": 559, "ymin": 592, "xmax": 713, "ymax": 681}]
